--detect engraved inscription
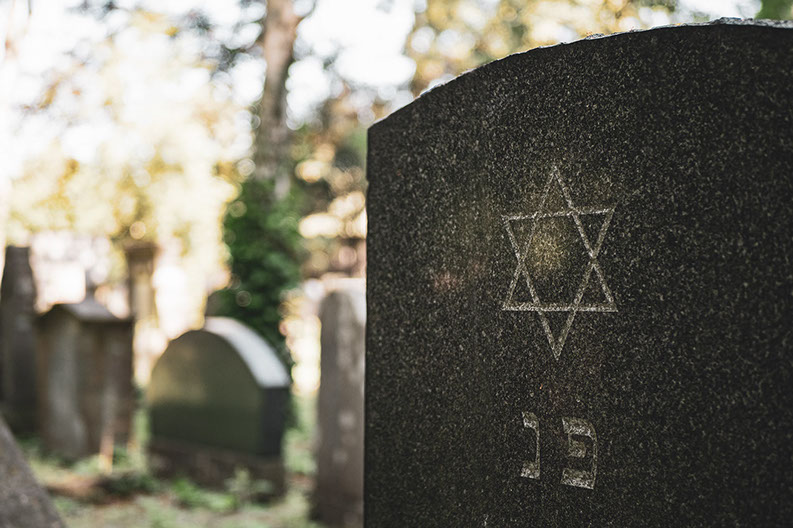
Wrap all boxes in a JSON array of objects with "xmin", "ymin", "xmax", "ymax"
[
  {"xmin": 502, "ymin": 167, "xmax": 617, "ymax": 360},
  {"xmin": 520, "ymin": 413, "xmax": 598, "ymax": 489},
  {"xmin": 561, "ymin": 417, "xmax": 598, "ymax": 489},
  {"xmin": 521, "ymin": 411, "xmax": 540, "ymax": 479}
]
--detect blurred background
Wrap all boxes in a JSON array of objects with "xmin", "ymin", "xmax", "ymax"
[{"xmin": 0, "ymin": 0, "xmax": 789, "ymax": 526}]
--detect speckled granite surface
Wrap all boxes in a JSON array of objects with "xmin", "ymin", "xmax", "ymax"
[{"xmin": 366, "ymin": 20, "xmax": 793, "ymax": 527}]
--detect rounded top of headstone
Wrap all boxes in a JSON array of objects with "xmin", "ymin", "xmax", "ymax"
[
  {"xmin": 372, "ymin": 18, "xmax": 793, "ymax": 137},
  {"xmin": 201, "ymin": 316, "xmax": 290, "ymax": 388}
]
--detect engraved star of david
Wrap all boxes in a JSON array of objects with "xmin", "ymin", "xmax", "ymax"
[{"xmin": 502, "ymin": 167, "xmax": 617, "ymax": 360}]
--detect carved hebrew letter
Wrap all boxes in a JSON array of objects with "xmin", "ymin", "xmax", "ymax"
[
  {"xmin": 520, "ymin": 411, "xmax": 540, "ymax": 479},
  {"xmin": 561, "ymin": 417, "xmax": 597, "ymax": 489}
]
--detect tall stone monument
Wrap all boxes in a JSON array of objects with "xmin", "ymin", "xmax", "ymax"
[
  {"xmin": 0, "ymin": 246, "xmax": 38, "ymax": 431},
  {"xmin": 366, "ymin": 20, "xmax": 793, "ymax": 526},
  {"xmin": 314, "ymin": 287, "xmax": 365, "ymax": 527},
  {"xmin": 124, "ymin": 241, "xmax": 164, "ymax": 384}
]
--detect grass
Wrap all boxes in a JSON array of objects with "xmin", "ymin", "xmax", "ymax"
[{"xmin": 23, "ymin": 393, "xmax": 325, "ymax": 528}]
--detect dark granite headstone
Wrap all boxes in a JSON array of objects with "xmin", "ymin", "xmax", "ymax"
[
  {"xmin": 147, "ymin": 317, "xmax": 290, "ymax": 494},
  {"xmin": 366, "ymin": 20, "xmax": 793, "ymax": 526}
]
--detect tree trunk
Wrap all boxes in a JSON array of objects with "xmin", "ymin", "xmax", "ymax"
[{"xmin": 254, "ymin": 0, "xmax": 301, "ymax": 198}]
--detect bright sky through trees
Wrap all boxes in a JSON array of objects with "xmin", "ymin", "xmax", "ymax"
[{"xmin": 1, "ymin": 0, "xmax": 761, "ymax": 176}]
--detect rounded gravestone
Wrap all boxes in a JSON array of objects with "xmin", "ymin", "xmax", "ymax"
[
  {"xmin": 147, "ymin": 317, "xmax": 290, "ymax": 492},
  {"xmin": 366, "ymin": 20, "xmax": 793, "ymax": 527}
]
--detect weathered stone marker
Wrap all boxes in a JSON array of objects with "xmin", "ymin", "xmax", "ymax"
[
  {"xmin": 0, "ymin": 246, "xmax": 38, "ymax": 431},
  {"xmin": 147, "ymin": 317, "xmax": 290, "ymax": 494},
  {"xmin": 314, "ymin": 287, "xmax": 365, "ymax": 527},
  {"xmin": 366, "ymin": 20, "xmax": 793, "ymax": 526},
  {"xmin": 36, "ymin": 298, "xmax": 134, "ymax": 461}
]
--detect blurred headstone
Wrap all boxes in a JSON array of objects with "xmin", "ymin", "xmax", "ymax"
[
  {"xmin": 35, "ymin": 298, "xmax": 134, "ymax": 462},
  {"xmin": 147, "ymin": 317, "xmax": 290, "ymax": 494},
  {"xmin": 366, "ymin": 20, "xmax": 793, "ymax": 526},
  {"xmin": 0, "ymin": 415, "xmax": 64, "ymax": 528},
  {"xmin": 313, "ymin": 288, "xmax": 365, "ymax": 527},
  {"xmin": 0, "ymin": 246, "xmax": 38, "ymax": 431}
]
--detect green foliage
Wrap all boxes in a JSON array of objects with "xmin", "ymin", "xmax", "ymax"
[
  {"xmin": 170, "ymin": 478, "xmax": 236, "ymax": 512},
  {"xmin": 224, "ymin": 468, "xmax": 274, "ymax": 508},
  {"xmin": 758, "ymin": 0, "xmax": 793, "ymax": 18},
  {"xmin": 30, "ymin": 394, "xmax": 324, "ymax": 527},
  {"xmin": 140, "ymin": 496, "xmax": 190, "ymax": 528},
  {"xmin": 169, "ymin": 471, "xmax": 272, "ymax": 514},
  {"xmin": 216, "ymin": 177, "xmax": 304, "ymax": 370},
  {"xmin": 104, "ymin": 471, "xmax": 162, "ymax": 497},
  {"xmin": 52, "ymin": 497, "xmax": 83, "ymax": 518}
]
